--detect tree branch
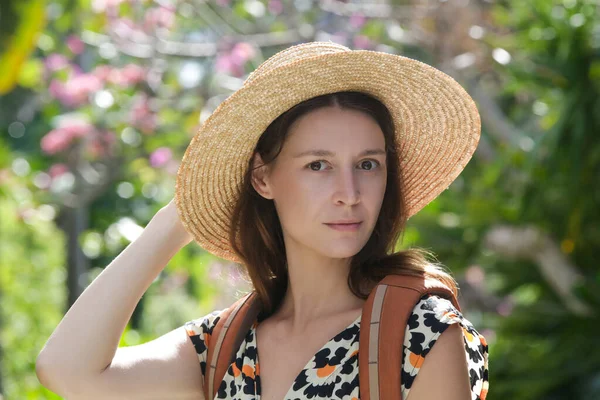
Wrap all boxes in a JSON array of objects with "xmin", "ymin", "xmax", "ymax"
[
  {"xmin": 483, "ymin": 224, "xmax": 593, "ymax": 316},
  {"xmin": 81, "ymin": 28, "xmax": 304, "ymax": 59}
]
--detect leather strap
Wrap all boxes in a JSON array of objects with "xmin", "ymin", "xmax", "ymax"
[
  {"xmin": 204, "ymin": 292, "xmax": 261, "ymax": 400},
  {"xmin": 358, "ymin": 274, "xmax": 458, "ymax": 400}
]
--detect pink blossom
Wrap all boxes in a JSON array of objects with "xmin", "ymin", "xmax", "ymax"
[
  {"xmin": 215, "ymin": 0, "xmax": 231, "ymax": 6},
  {"xmin": 349, "ymin": 12, "xmax": 367, "ymax": 29},
  {"xmin": 215, "ymin": 54, "xmax": 245, "ymax": 77},
  {"xmin": 231, "ymin": 42, "xmax": 256, "ymax": 64},
  {"xmin": 120, "ymin": 64, "xmax": 146, "ymax": 86},
  {"xmin": 110, "ymin": 17, "xmax": 136, "ymax": 35},
  {"xmin": 49, "ymin": 79, "xmax": 64, "ymax": 99},
  {"xmin": 61, "ymin": 120, "xmax": 94, "ymax": 137},
  {"xmin": 104, "ymin": 64, "xmax": 145, "ymax": 87},
  {"xmin": 353, "ymin": 35, "xmax": 373, "ymax": 50},
  {"xmin": 92, "ymin": 0, "xmax": 127, "ymax": 13},
  {"xmin": 66, "ymin": 35, "xmax": 85, "ymax": 54},
  {"xmin": 63, "ymin": 74, "xmax": 102, "ymax": 107},
  {"xmin": 48, "ymin": 163, "xmax": 69, "ymax": 178},
  {"xmin": 49, "ymin": 73, "xmax": 103, "ymax": 107},
  {"xmin": 149, "ymin": 147, "xmax": 172, "ymax": 168},
  {"xmin": 268, "ymin": 0, "xmax": 283, "ymax": 15},
  {"xmin": 107, "ymin": 69, "xmax": 126, "ymax": 86},
  {"xmin": 215, "ymin": 55, "xmax": 232, "ymax": 74},
  {"xmin": 144, "ymin": 6, "xmax": 175, "ymax": 31},
  {"xmin": 131, "ymin": 96, "xmax": 150, "ymax": 119},
  {"xmin": 41, "ymin": 120, "xmax": 94, "ymax": 155},
  {"xmin": 92, "ymin": 65, "xmax": 113, "ymax": 81},
  {"xmin": 129, "ymin": 95, "xmax": 157, "ymax": 134},
  {"xmin": 41, "ymin": 129, "xmax": 73, "ymax": 154},
  {"xmin": 45, "ymin": 54, "xmax": 69, "ymax": 73}
]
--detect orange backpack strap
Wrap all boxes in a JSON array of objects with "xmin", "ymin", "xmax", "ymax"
[
  {"xmin": 203, "ymin": 291, "xmax": 262, "ymax": 400},
  {"xmin": 358, "ymin": 274, "xmax": 460, "ymax": 400}
]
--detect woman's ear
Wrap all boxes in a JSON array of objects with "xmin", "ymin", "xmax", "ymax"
[{"xmin": 251, "ymin": 153, "xmax": 274, "ymax": 200}]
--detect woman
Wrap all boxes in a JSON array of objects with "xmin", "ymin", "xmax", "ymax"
[{"xmin": 36, "ymin": 42, "xmax": 489, "ymax": 400}]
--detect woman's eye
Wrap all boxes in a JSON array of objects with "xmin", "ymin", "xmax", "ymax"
[
  {"xmin": 307, "ymin": 161, "xmax": 327, "ymax": 171},
  {"xmin": 360, "ymin": 160, "xmax": 380, "ymax": 170},
  {"xmin": 306, "ymin": 160, "xmax": 380, "ymax": 171}
]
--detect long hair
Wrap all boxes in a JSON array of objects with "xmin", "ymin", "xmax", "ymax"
[{"xmin": 229, "ymin": 91, "xmax": 457, "ymax": 320}]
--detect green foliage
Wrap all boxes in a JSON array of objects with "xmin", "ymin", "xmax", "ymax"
[
  {"xmin": 1, "ymin": 0, "xmax": 599, "ymax": 398},
  {"xmin": 0, "ymin": 163, "xmax": 65, "ymax": 399},
  {"xmin": 407, "ymin": 1, "xmax": 600, "ymax": 398},
  {"xmin": 0, "ymin": 0, "xmax": 46, "ymax": 94}
]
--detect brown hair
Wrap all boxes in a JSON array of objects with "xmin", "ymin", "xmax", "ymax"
[{"xmin": 229, "ymin": 91, "xmax": 457, "ymax": 320}]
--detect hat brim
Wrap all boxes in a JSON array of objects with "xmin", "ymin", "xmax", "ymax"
[{"xmin": 175, "ymin": 50, "xmax": 481, "ymax": 262}]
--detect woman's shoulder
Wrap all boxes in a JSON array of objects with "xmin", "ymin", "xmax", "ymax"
[
  {"xmin": 409, "ymin": 293, "xmax": 478, "ymax": 332},
  {"xmin": 406, "ymin": 293, "xmax": 489, "ymax": 364},
  {"xmin": 182, "ymin": 308, "xmax": 227, "ymax": 378},
  {"xmin": 402, "ymin": 293, "xmax": 489, "ymax": 399}
]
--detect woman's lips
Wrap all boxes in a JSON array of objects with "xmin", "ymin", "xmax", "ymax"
[{"xmin": 324, "ymin": 222, "xmax": 362, "ymax": 231}]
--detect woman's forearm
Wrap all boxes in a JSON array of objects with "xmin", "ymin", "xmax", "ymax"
[{"xmin": 36, "ymin": 204, "xmax": 191, "ymax": 382}]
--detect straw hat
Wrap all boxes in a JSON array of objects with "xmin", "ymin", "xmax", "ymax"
[{"xmin": 175, "ymin": 41, "xmax": 481, "ymax": 263}]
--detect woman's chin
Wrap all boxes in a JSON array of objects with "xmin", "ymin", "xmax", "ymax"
[{"xmin": 319, "ymin": 243, "xmax": 365, "ymax": 259}]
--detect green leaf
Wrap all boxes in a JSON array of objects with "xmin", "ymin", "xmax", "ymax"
[
  {"xmin": 17, "ymin": 58, "xmax": 44, "ymax": 88},
  {"xmin": 0, "ymin": 0, "xmax": 46, "ymax": 94}
]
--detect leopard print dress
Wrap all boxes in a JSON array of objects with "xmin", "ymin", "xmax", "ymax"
[{"xmin": 184, "ymin": 293, "xmax": 489, "ymax": 399}]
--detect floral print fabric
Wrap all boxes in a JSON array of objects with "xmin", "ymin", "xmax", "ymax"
[{"xmin": 184, "ymin": 294, "xmax": 489, "ymax": 399}]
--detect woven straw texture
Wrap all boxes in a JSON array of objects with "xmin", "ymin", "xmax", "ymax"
[{"xmin": 175, "ymin": 42, "xmax": 481, "ymax": 263}]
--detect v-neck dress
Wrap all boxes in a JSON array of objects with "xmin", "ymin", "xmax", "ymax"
[{"xmin": 184, "ymin": 293, "xmax": 489, "ymax": 400}]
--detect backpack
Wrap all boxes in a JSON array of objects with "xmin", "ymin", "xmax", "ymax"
[{"xmin": 202, "ymin": 274, "xmax": 460, "ymax": 400}]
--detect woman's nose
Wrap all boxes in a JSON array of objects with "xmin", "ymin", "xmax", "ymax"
[{"xmin": 334, "ymin": 168, "xmax": 360, "ymax": 205}]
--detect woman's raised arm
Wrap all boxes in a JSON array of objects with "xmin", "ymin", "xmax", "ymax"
[{"xmin": 35, "ymin": 199, "xmax": 205, "ymax": 399}]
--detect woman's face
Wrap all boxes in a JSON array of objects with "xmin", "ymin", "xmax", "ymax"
[{"xmin": 252, "ymin": 106, "xmax": 387, "ymax": 260}]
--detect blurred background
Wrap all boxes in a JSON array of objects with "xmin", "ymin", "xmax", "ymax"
[{"xmin": 0, "ymin": 0, "xmax": 599, "ymax": 398}]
